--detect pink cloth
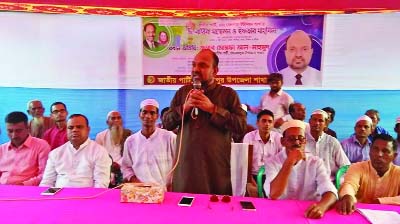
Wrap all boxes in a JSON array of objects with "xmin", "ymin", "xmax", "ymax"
[
  {"xmin": 0, "ymin": 185, "xmax": 399, "ymax": 223},
  {"xmin": 43, "ymin": 126, "xmax": 68, "ymax": 150},
  {"xmin": 0, "ymin": 136, "xmax": 51, "ymax": 185}
]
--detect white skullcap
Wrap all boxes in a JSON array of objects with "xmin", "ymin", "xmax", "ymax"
[
  {"xmin": 356, "ymin": 115, "xmax": 373, "ymax": 126},
  {"xmin": 241, "ymin": 104, "xmax": 248, "ymax": 112},
  {"xmin": 281, "ymin": 120, "xmax": 306, "ymax": 133},
  {"xmin": 396, "ymin": 117, "xmax": 400, "ymax": 124},
  {"xmin": 311, "ymin": 109, "xmax": 328, "ymax": 120},
  {"xmin": 140, "ymin": 99, "xmax": 159, "ymax": 109},
  {"xmin": 107, "ymin": 110, "xmax": 120, "ymax": 118}
]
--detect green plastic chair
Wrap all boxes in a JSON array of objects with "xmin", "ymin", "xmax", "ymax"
[
  {"xmin": 257, "ymin": 166, "xmax": 266, "ymax": 198},
  {"xmin": 335, "ymin": 165, "xmax": 350, "ymax": 189}
]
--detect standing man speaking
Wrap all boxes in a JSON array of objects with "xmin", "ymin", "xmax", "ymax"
[{"xmin": 163, "ymin": 49, "xmax": 247, "ymax": 195}]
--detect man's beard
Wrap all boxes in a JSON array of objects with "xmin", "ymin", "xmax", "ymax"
[
  {"xmin": 30, "ymin": 117, "xmax": 44, "ymax": 136},
  {"xmin": 110, "ymin": 125, "xmax": 123, "ymax": 145}
]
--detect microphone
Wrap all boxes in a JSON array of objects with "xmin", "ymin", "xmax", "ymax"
[{"xmin": 192, "ymin": 78, "xmax": 201, "ymax": 116}]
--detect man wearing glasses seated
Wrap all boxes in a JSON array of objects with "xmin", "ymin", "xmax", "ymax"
[
  {"xmin": 264, "ymin": 120, "xmax": 337, "ymax": 219},
  {"xmin": 337, "ymin": 134, "xmax": 400, "ymax": 215}
]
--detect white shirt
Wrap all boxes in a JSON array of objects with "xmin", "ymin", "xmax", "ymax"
[
  {"xmin": 242, "ymin": 130, "xmax": 283, "ymax": 175},
  {"xmin": 249, "ymin": 89, "xmax": 294, "ymax": 120},
  {"xmin": 121, "ymin": 128, "xmax": 176, "ymax": 186},
  {"xmin": 280, "ymin": 66, "xmax": 322, "ymax": 87},
  {"xmin": 264, "ymin": 150, "xmax": 337, "ymax": 200},
  {"xmin": 40, "ymin": 139, "xmax": 112, "ymax": 188},
  {"xmin": 306, "ymin": 132, "xmax": 350, "ymax": 179},
  {"xmin": 95, "ymin": 129, "xmax": 123, "ymax": 165}
]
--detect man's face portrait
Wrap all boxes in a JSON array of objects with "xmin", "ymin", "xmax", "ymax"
[
  {"xmin": 51, "ymin": 104, "xmax": 68, "ymax": 123},
  {"xmin": 285, "ymin": 30, "xmax": 314, "ymax": 70},
  {"xmin": 191, "ymin": 50, "xmax": 218, "ymax": 86},
  {"xmin": 354, "ymin": 120, "xmax": 372, "ymax": 139},
  {"xmin": 7, "ymin": 121, "xmax": 29, "ymax": 147},
  {"xmin": 369, "ymin": 139, "xmax": 397, "ymax": 175},
  {"xmin": 309, "ymin": 114, "xmax": 326, "ymax": 133},
  {"xmin": 144, "ymin": 24, "xmax": 155, "ymax": 43},
  {"xmin": 139, "ymin": 105, "xmax": 159, "ymax": 128},
  {"xmin": 256, "ymin": 114, "xmax": 274, "ymax": 134},
  {"xmin": 67, "ymin": 116, "xmax": 90, "ymax": 147},
  {"xmin": 107, "ymin": 111, "xmax": 122, "ymax": 129},
  {"xmin": 28, "ymin": 101, "xmax": 45, "ymax": 118}
]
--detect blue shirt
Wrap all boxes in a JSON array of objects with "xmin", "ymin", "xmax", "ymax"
[
  {"xmin": 368, "ymin": 126, "xmax": 389, "ymax": 142},
  {"xmin": 341, "ymin": 134, "xmax": 371, "ymax": 163}
]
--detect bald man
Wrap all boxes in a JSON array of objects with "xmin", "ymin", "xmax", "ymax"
[{"xmin": 279, "ymin": 30, "xmax": 321, "ymax": 86}]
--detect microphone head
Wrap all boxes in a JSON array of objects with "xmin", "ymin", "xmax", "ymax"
[{"xmin": 193, "ymin": 78, "xmax": 202, "ymax": 90}]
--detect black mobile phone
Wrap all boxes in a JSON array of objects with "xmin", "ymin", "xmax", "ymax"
[
  {"xmin": 178, "ymin": 196, "xmax": 195, "ymax": 207},
  {"xmin": 240, "ymin": 201, "xmax": 256, "ymax": 211},
  {"xmin": 41, "ymin": 187, "xmax": 62, "ymax": 196}
]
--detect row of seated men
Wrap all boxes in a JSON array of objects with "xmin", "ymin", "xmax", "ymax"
[
  {"xmin": 1, "ymin": 98, "xmax": 400, "ymax": 219},
  {"xmin": 0, "ymin": 99, "xmax": 175, "ymax": 189}
]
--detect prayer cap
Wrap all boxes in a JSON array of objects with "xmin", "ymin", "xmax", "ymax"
[
  {"xmin": 281, "ymin": 120, "xmax": 306, "ymax": 133},
  {"xmin": 241, "ymin": 104, "xmax": 248, "ymax": 112},
  {"xmin": 311, "ymin": 109, "xmax": 328, "ymax": 120},
  {"xmin": 107, "ymin": 110, "xmax": 120, "ymax": 118},
  {"xmin": 140, "ymin": 99, "xmax": 159, "ymax": 109},
  {"xmin": 356, "ymin": 115, "xmax": 373, "ymax": 126},
  {"xmin": 396, "ymin": 117, "xmax": 400, "ymax": 124}
]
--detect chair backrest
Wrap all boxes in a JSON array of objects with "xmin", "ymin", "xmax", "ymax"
[
  {"xmin": 335, "ymin": 165, "xmax": 350, "ymax": 189},
  {"xmin": 257, "ymin": 166, "xmax": 265, "ymax": 198}
]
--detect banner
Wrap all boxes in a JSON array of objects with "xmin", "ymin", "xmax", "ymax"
[{"xmin": 143, "ymin": 16, "xmax": 324, "ymax": 87}]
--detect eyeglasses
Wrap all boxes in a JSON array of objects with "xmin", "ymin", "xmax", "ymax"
[
  {"xmin": 209, "ymin": 194, "xmax": 231, "ymax": 203},
  {"xmin": 285, "ymin": 136, "xmax": 306, "ymax": 143}
]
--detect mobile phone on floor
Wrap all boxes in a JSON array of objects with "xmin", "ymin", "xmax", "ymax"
[
  {"xmin": 178, "ymin": 196, "xmax": 195, "ymax": 207},
  {"xmin": 41, "ymin": 187, "xmax": 62, "ymax": 196},
  {"xmin": 240, "ymin": 201, "xmax": 256, "ymax": 211}
]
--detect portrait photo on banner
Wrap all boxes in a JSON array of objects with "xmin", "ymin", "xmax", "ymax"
[
  {"xmin": 267, "ymin": 16, "xmax": 324, "ymax": 87},
  {"xmin": 142, "ymin": 18, "xmax": 172, "ymax": 57}
]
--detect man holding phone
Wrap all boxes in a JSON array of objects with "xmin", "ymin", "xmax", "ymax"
[{"xmin": 264, "ymin": 120, "xmax": 337, "ymax": 219}]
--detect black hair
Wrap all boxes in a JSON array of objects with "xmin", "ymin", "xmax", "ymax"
[
  {"xmin": 68, "ymin": 114, "xmax": 89, "ymax": 126},
  {"xmin": 257, "ymin": 109, "xmax": 274, "ymax": 121},
  {"xmin": 372, "ymin": 133, "xmax": 397, "ymax": 152},
  {"xmin": 5, "ymin": 111, "xmax": 28, "ymax": 124}
]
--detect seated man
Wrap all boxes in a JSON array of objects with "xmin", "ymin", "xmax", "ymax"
[
  {"xmin": 121, "ymin": 99, "xmax": 176, "ymax": 188},
  {"xmin": 243, "ymin": 109, "xmax": 282, "ymax": 184},
  {"xmin": 43, "ymin": 102, "xmax": 69, "ymax": 150},
  {"xmin": 0, "ymin": 111, "xmax": 51, "ymax": 185},
  {"xmin": 394, "ymin": 117, "xmax": 400, "ymax": 165},
  {"xmin": 40, "ymin": 114, "xmax": 112, "ymax": 188},
  {"xmin": 365, "ymin": 109, "xmax": 389, "ymax": 141},
  {"xmin": 26, "ymin": 99, "xmax": 54, "ymax": 138},
  {"xmin": 95, "ymin": 110, "xmax": 132, "ymax": 186},
  {"xmin": 337, "ymin": 134, "xmax": 400, "ymax": 215},
  {"xmin": 306, "ymin": 109, "xmax": 350, "ymax": 179},
  {"xmin": 341, "ymin": 115, "xmax": 372, "ymax": 163},
  {"xmin": 274, "ymin": 102, "xmax": 306, "ymax": 130},
  {"xmin": 264, "ymin": 120, "xmax": 337, "ymax": 219},
  {"xmin": 322, "ymin": 107, "xmax": 337, "ymax": 138}
]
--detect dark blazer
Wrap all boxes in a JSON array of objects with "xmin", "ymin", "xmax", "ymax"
[{"xmin": 143, "ymin": 40, "xmax": 159, "ymax": 50}]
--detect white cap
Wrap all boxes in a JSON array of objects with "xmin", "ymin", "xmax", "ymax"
[
  {"xmin": 311, "ymin": 109, "xmax": 328, "ymax": 120},
  {"xmin": 396, "ymin": 117, "xmax": 400, "ymax": 124},
  {"xmin": 281, "ymin": 120, "xmax": 306, "ymax": 133},
  {"xmin": 241, "ymin": 104, "xmax": 248, "ymax": 112},
  {"xmin": 356, "ymin": 115, "xmax": 373, "ymax": 126},
  {"xmin": 140, "ymin": 99, "xmax": 159, "ymax": 109},
  {"xmin": 106, "ymin": 110, "xmax": 120, "ymax": 118}
]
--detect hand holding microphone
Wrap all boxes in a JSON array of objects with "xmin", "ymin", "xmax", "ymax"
[{"xmin": 192, "ymin": 79, "xmax": 202, "ymax": 116}]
